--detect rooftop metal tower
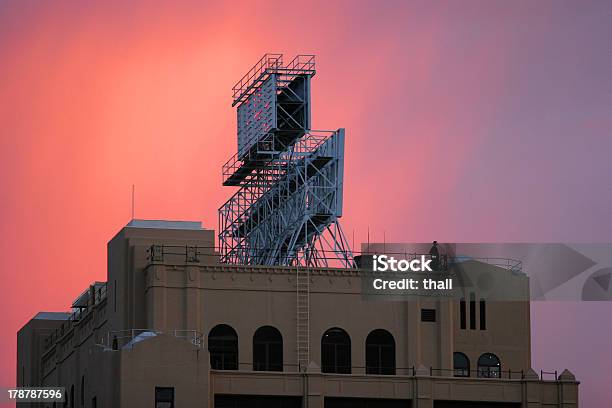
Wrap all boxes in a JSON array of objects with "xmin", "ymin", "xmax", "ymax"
[{"xmin": 218, "ymin": 54, "xmax": 354, "ymax": 268}]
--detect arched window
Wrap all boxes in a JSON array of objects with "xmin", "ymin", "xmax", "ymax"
[
  {"xmin": 321, "ymin": 328, "xmax": 351, "ymax": 374},
  {"xmin": 208, "ymin": 324, "xmax": 238, "ymax": 370},
  {"xmin": 477, "ymin": 353, "xmax": 501, "ymax": 378},
  {"xmin": 253, "ymin": 326, "xmax": 283, "ymax": 371},
  {"xmin": 453, "ymin": 352, "xmax": 470, "ymax": 377},
  {"xmin": 366, "ymin": 329, "xmax": 395, "ymax": 375}
]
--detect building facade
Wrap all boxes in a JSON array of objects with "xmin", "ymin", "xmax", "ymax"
[{"xmin": 17, "ymin": 220, "xmax": 579, "ymax": 408}]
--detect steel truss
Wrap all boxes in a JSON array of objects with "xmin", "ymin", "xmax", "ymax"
[{"xmin": 219, "ymin": 54, "xmax": 354, "ymax": 268}]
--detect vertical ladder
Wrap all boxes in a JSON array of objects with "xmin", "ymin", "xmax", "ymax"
[{"xmin": 296, "ymin": 265, "xmax": 310, "ymax": 371}]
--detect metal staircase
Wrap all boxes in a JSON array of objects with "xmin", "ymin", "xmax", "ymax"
[{"xmin": 296, "ymin": 266, "xmax": 310, "ymax": 371}]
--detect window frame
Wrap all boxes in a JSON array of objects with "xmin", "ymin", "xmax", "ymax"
[
  {"xmin": 253, "ymin": 326, "xmax": 283, "ymax": 372},
  {"xmin": 155, "ymin": 386, "xmax": 175, "ymax": 408},
  {"xmin": 365, "ymin": 329, "xmax": 396, "ymax": 375},
  {"xmin": 321, "ymin": 327, "xmax": 352, "ymax": 374},
  {"xmin": 208, "ymin": 324, "xmax": 239, "ymax": 370},
  {"xmin": 453, "ymin": 352, "xmax": 470, "ymax": 377},
  {"xmin": 477, "ymin": 353, "xmax": 501, "ymax": 378}
]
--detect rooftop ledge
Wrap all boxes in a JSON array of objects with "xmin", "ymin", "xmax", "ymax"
[{"xmin": 127, "ymin": 219, "xmax": 203, "ymax": 230}]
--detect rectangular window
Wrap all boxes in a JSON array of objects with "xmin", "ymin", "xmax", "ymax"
[
  {"xmin": 215, "ymin": 395, "xmax": 302, "ymax": 408},
  {"xmin": 155, "ymin": 387, "xmax": 174, "ymax": 408},
  {"xmin": 469, "ymin": 293, "xmax": 476, "ymax": 330},
  {"xmin": 421, "ymin": 308, "xmax": 436, "ymax": 322},
  {"xmin": 480, "ymin": 299, "xmax": 486, "ymax": 330},
  {"xmin": 325, "ymin": 397, "xmax": 410, "ymax": 408},
  {"xmin": 459, "ymin": 298, "xmax": 466, "ymax": 329}
]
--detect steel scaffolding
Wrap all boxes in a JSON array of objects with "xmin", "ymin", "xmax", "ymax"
[{"xmin": 218, "ymin": 54, "xmax": 354, "ymax": 268}]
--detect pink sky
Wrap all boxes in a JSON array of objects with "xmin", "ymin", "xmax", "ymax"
[{"xmin": 1, "ymin": 1, "xmax": 611, "ymax": 406}]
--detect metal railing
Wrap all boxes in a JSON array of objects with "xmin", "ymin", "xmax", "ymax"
[
  {"xmin": 146, "ymin": 244, "xmax": 523, "ymax": 274},
  {"xmin": 431, "ymin": 367, "xmax": 524, "ymax": 380},
  {"xmin": 107, "ymin": 329, "xmax": 161, "ymax": 349},
  {"xmin": 105, "ymin": 329, "xmax": 204, "ymax": 350},
  {"xmin": 174, "ymin": 329, "xmax": 204, "ymax": 347},
  {"xmin": 221, "ymin": 130, "xmax": 331, "ymax": 187},
  {"xmin": 285, "ymin": 54, "xmax": 315, "ymax": 72},
  {"xmin": 43, "ymin": 282, "xmax": 108, "ymax": 351},
  {"xmin": 319, "ymin": 366, "xmax": 413, "ymax": 376},
  {"xmin": 232, "ymin": 53, "xmax": 283, "ymax": 104},
  {"xmin": 453, "ymin": 256, "xmax": 522, "ymax": 273},
  {"xmin": 540, "ymin": 370, "xmax": 558, "ymax": 381},
  {"xmin": 148, "ymin": 244, "xmax": 207, "ymax": 263},
  {"xmin": 231, "ymin": 54, "xmax": 316, "ymax": 106},
  {"xmin": 207, "ymin": 363, "xmax": 559, "ymax": 381}
]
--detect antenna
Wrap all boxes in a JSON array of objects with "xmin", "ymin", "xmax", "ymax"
[
  {"xmin": 383, "ymin": 230, "xmax": 386, "ymax": 252},
  {"xmin": 131, "ymin": 185, "xmax": 135, "ymax": 220}
]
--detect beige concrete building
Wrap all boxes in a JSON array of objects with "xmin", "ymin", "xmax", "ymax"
[{"xmin": 17, "ymin": 220, "xmax": 579, "ymax": 408}]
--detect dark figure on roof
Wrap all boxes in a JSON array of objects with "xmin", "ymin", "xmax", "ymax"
[{"xmin": 429, "ymin": 241, "xmax": 440, "ymax": 271}]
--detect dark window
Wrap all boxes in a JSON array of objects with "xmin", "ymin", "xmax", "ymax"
[
  {"xmin": 453, "ymin": 352, "xmax": 470, "ymax": 377},
  {"xmin": 253, "ymin": 326, "xmax": 283, "ymax": 371},
  {"xmin": 215, "ymin": 395, "xmax": 301, "ymax": 408},
  {"xmin": 70, "ymin": 385, "xmax": 74, "ymax": 408},
  {"xmin": 365, "ymin": 329, "xmax": 395, "ymax": 375},
  {"xmin": 421, "ymin": 308, "xmax": 436, "ymax": 322},
  {"xmin": 325, "ymin": 398, "xmax": 409, "ymax": 408},
  {"xmin": 155, "ymin": 387, "xmax": 174, "ymax": 408},
  {"xmin": 477, "ymin": 353, "xmax": 501, "ymax": 378},
  {"xmin": 321, "ymin": 328, "xmax": 351, "ymax": 374},
  {"xmin": 469, "ymin": 293, "xmax": 476, "ymax": 330},
  {"xmin": 91, "ymin": 397, "xmax": 96, "ymax": 408},
  {"xmin": 80, "ymin": 375, "xmax": 85, "ymax": 406},
  {"xmin": 479, "ymin": 299, "xmax": 486, "ymax": 330},
  {"xmin": 208, "ymin": 324, "xmax": 238, "ymax": 370},
  {"xmin": 434, "ymin": 402, "xmax": 520, "ymax": 408},
  {"xmin": 459, "ymin": 298, "xmax": 466, "ymax": 329}
]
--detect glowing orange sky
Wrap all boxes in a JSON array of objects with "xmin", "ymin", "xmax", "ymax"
[{"xmin": 1, "ymin": 1, "xmax": 611, "ymax": 406}]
